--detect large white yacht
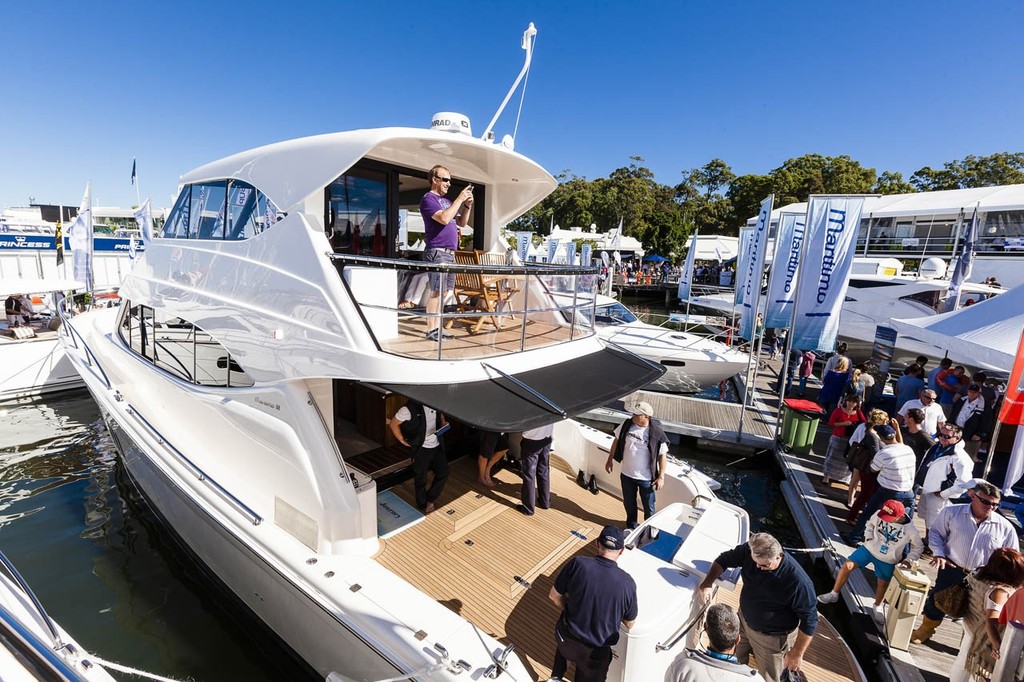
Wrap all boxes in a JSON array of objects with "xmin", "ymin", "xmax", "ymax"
[
  {"xmin": 585, "ymin": 295, "xmax": 748, "ymax": 392},
  {"xmin": 56, "ymin": 30, "xmax": 752, "ymax": 679}
]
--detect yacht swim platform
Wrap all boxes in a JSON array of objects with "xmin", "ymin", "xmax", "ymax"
[{"xmin": 373, "ymin": 452, "xmax": 862, "ymax": 681}]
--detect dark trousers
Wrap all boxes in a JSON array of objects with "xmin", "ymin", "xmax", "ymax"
[
  {"xmin": 850, "ymin": 485, "xmax": 915, "ymax": 542},
  {"xmin": 552, "ymin": 623, "xmax": 612, "ymax": 682},
  {"xmin": 923, "ymin": 563, "xmax": 969, "ymax": 621},
  {"xmin": 520, "ymin": 437, "xmax": 551, "ymax": 514},
  {"xmin": 845, "ymin": 469, "xmax": 878, "ymax": 524},
  {"xmin": 620, "ymin": 474, "xmax": 656, "ymax": 529},
  {"xmin": 412, "ymin": 445, "xmax": 448, "ymax": 509}
]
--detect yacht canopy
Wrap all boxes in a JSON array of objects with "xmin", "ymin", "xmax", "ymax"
[
  {"xmin": 890, "ymin": 284, "xmax": 1024, "ymax": 373},
  {"xmin": 380, "ymin": 346, "xmax": 664, "ymax": 431},
  {"xmin": 179, "ymin": 127, "xmax": 556, "ymax": 228}
]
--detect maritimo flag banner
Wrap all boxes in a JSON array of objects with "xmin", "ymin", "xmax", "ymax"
[
  {"xmin": 676, "ymin": 230, "xmax": 698, "ymax": 302},
  {"xmin": 737, "ymin": 195, "xmax": 773, "ymax": 341},
  {"xmin": 764, "ymin": 213, "xmax": 805, "ymax": 329},
  {"xmin": 1000, "ymin": 327, "xmax": 1024, "ymax": 426},
  {"xmin": 789, "ymin": 196, "xmax": 865, "ymax": 352}
]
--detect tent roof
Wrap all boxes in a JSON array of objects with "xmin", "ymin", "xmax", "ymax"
[
  {"xmin": 757, "ymin": 183, "xmax": 1024, "ymax": 224},
  {"xmin": 890, "ymin": 283, "xmax": 1024, "ymax": 372}
]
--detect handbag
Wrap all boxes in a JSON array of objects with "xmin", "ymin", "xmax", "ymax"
[
  {"xmin": 933, "ymin": 575, "xmax": 971, "ymax": 619},
  {"xmin": 846, "ymin": 437, "xmax": 876, "ymax": 471}
]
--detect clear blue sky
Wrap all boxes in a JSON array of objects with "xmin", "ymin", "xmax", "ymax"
[{"xmin": 3, "ymin": 1, "xmax": 1022, "ymax": 211}]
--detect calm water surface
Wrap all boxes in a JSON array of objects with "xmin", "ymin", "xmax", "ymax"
[{"xmin": 0, "ymin": 392, "xmax": 314, "ymax": 681}]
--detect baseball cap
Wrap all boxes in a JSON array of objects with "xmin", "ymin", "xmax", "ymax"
[
  {"xmin": 598, "ymin": 524, "xmax": 625, "ymax": 550},
  {"xmin": 968, "ymin": 384, "xmax": 981, "ymax": 392},
  {"xmin": 632, "ymin": 401, "xmax": 654, "ymax": 417},
  {"xmin": 874, "ymin": 424, "xmax": 897, "ymax": 440},
  {"xmin": 878, "ymin": 499, "xmax": 906, "ymax": 522}
]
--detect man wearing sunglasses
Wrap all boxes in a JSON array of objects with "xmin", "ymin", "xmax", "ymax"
[
  {"xmin": 911, "ymin": 480, "xmax": 1017, "ymax": 644},
  {"xmin": 897, "ymin": 388, "xmax": 945, "ymax": 437},
  {"xmin": 916, "ymin": 424, "xmax": 973, "ymax": 543},
  {"xmin": 420, "ymin": 165, "xmax": 474, "ymax": 342}
]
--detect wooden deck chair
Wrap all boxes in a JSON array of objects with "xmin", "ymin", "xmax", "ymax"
[{"xmin": 445, "ymin": 250, "xmax": 504, "ymax": 333}]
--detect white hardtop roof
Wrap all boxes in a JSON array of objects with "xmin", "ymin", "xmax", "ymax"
[
  {"xmin": 890, "ymin": 284, "xmax": 1023, "ymax": 373},
  {"xmin": 179, "ymin": 127, "xmax": 557, "ymax": 227},
  {"xmin": 756, "ymin": 183, "xmax": 1024, "ymax": 224}
]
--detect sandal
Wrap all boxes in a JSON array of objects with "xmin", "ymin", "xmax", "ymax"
[{"xmin": 398, "ymin": 300, "xmax": 415, "ymax": 310}]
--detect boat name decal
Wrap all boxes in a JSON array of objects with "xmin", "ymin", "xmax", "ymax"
[
  {"xmin": 817, "ymin": 208, "xmax": 847, "ymax": 304},
  {"xmin": 255, "ymin": 397, "xmax": 280, "ymax": 411},
  {"xmin": 783, "ymin": 219, "xmax": 806, "ymax": 294}
]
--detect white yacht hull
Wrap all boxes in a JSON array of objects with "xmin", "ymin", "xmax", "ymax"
[
  {"xmin": 63, "ymin": 308, "xmax": 531, "ymax": 681},
  {"xmin": 598, "ymin": 325, "xmax": 748, "ymax": 393},
  {"xmin": 101, "ymin": 413, "xmax": 403, "ymax": 680},
  {"xmin": 0, "ymin": 336, "xmax": 82, "ymax": 402}
]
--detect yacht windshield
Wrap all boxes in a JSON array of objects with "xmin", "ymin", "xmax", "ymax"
[{"xmin": 595, "ymin": 302, "xmax": 638, "ymax": 325}]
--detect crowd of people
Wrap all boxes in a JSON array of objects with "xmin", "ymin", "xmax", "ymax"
[{"xmin": 799, "ymin": 337, "xmax": 1024, "ymax": 680}]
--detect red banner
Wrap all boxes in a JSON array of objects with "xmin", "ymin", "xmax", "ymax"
[{"xmin": 1000, "ymin": 326, "xmax": 1024, "ymax": 426}]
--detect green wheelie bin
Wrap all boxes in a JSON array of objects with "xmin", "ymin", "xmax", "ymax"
[{"xmin": 781, "ymin": 398, "xmax": 824, "ymax": 455}]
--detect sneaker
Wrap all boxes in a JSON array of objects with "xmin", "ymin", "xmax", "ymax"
[
  {"xmin": 817, "ymin": 591, "xmax": 839, "ymax": 604},
  {"xmin": 424, "ymin": 329, "xmax": 454, "ymax": 341}
]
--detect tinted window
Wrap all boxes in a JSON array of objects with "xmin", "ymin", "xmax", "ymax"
[
  {"xmin": 327, "ymin": 168, "xmax": 388, "ymax": 256},
  {"xmin": 118, "ymin": 302, "xmax": 254, "ymax": 387},
  {"xmin": 162, "ymin": 187, "xmax": 192, "ymax": 239}
]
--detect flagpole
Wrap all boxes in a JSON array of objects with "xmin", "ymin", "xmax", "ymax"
[{"xmin": 737, "ymin": 195, "xmax": 774, "ymax": 442}]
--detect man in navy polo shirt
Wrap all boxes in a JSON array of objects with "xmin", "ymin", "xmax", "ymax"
[
  {"xmin": 698, "ymin": 533, "xmax": 817, "ymax": 682},
  {"xmin": 548, "ymin": 525, "xmax": 637, "ymax": 682}
]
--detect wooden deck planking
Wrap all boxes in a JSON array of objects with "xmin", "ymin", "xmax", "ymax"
[
  {"xmin": 374, "ymin": 452, "xmax": 860, "ymax": 681},
  {"xmin": 381, "ymin": 316, "xmax": 578, "ymax": 360}
]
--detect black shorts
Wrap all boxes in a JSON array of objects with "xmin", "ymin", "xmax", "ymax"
[{"xmin": 479, "ymin": 431, "xmax": 509, "ymax": 457}]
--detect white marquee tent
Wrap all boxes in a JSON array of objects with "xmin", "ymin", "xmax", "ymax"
[{"xmin": 890, "ymin": 283, "xmax": 1024, "ymax": 373}]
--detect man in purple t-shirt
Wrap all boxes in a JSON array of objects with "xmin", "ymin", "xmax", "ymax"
[{"xmin": 419, "ymin": 164, "xmax": 474, "ymax": 341}]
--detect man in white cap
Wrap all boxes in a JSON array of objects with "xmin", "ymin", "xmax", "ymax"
[{"xmin": 604, "ymin": 401, "xmax": 669, "ymax": 529}]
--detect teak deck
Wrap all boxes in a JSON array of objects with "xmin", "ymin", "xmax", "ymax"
[{"xmin": 372, "ymin": 453, "xmax": 861, "ymax": 681}]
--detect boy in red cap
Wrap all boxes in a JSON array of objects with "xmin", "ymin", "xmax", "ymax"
[{"xmin": 818, "ymin": 500, "xmax": 924, "ymax": 618}]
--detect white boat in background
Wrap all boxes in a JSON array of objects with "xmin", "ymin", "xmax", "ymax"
[
  {"xmin": 1, "ymin": 277, "xmax": 90, "ymax": 402},
  {"xmin": 587, "ymin": 295, "xmax": 748, "ymax": 392},
  {"xmin": 686, "ymin": 261, "xmax": 1002, "ymax": 362},
  {"xmin": 57, "ymin": 24, "xmax": 751, "ymax": 681},
  {"xmin": 0, "ymin": 550, "xmax": 116, "ymax": 681}
]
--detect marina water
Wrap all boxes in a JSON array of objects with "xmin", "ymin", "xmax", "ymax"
[{"xmin": 1, "ymin": 391, "xmax": 795, "ymax": 680}]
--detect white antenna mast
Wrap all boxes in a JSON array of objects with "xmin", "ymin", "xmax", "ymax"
[{"xmin": 481, "ymin": 22, "xmax": 537, "ymax": 143}]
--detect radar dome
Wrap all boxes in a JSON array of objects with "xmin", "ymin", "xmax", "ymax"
[
  {"xmin": 919, "ymin": 258, "xmax": 948, "ymax": 279},
  {"xmin": 430, "ymin": 112, "xmax": 472, "ymax": 136}
]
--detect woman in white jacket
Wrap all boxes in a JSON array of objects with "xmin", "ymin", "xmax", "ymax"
[{"xmin": 917, "ymin": 423, "xmax": 974, "ymax": 542}]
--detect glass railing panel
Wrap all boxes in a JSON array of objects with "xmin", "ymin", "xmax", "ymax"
[{"xmin": 333, "ymin": 254, "xmax": 598, "ymax": 360}]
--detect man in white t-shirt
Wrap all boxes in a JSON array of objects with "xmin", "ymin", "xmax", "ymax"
[
  {"xmin": 604, "ymin": 401, "xmax": 670, "ymax": 529},
  {"xmin": 389, "ymin": 401, "xmax": 449, "ymax": 513},
  {"xmin": 897, "ymin": 389, "xmax": 946, "ymax": 437}
]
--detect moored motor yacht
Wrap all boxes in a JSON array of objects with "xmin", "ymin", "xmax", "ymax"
[
  {"xmin": 56, "ymin": 25, "xmax": 756, "ymax": 680},
  {"xmin": 0, "ymin": 550, "xmax": 116, "ymax": 681},
  {"xmin": 1, "ymin": 277, "xmax": 88, "ymax": 402},
  {"xmin": 587, "ymin": 295, "xmax": 748, "ymax": 392}
]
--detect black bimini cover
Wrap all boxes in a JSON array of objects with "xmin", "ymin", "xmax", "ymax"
[{"xmin": 379, "ymin": 346, "xmax": 665, "ymax": 432}]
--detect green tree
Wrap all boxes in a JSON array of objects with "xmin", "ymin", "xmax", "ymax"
[
  {"xmin": 874, "ymin": 170, "xmax": 916, "ymax": 195},
  {"xmin": 725, "ymin": 174, "xmax": 775, "ymax": 231},
  {"xmin": 911, "ymin": 152, "xmax": 1024, "ymax": 190},
  {"xmin": 674, "ymin": 159, "xmax": 736, "ymax": 235}
]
